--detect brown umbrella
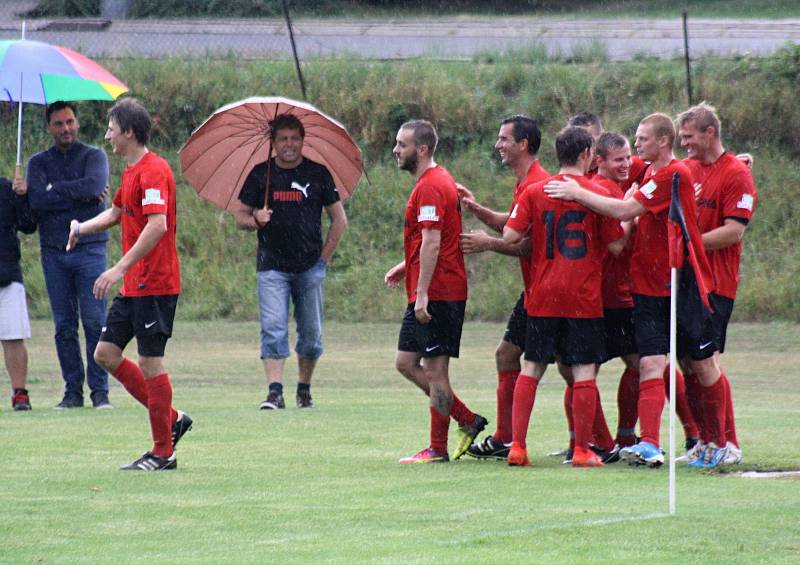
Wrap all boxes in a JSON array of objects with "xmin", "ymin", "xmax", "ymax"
[{"xmin": 179, "ymin": 96, "xmax": 364, "ymax": 211}]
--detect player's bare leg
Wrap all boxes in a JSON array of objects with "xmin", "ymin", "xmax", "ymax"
[
  {"xmin": 3, "ymin": 339, "xmax": 31, "ymax": 410},
  {"xmin": 296, "ymin": 356, "xmax": 317, "ymax": 407}
]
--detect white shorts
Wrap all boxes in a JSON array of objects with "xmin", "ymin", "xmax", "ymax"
[{"xmin": 0, "ymin": 282, "xmax": 31, "ymax": 340}]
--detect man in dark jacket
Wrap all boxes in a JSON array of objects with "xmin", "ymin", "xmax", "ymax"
[
  {"xmin": 14, "ymin": 101, "xmax": 112, "ymax": 409},
  {"xmin": 1, "ymin": 177, "xmax": 37, "ymax": 410}
]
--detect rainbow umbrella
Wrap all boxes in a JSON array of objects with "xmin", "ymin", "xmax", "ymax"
[{"xmin": 0, "ymin": 36, "xmax": 128, "ymax": 170}]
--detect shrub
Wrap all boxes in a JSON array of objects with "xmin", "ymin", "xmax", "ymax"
[{"xmin": 5, "ymin": 53, "xmax": 798, "ymax": 321}]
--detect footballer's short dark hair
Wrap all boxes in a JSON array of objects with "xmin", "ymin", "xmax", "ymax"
[
  {"xmin": 108, "ymin": 98, "xmax": 151, "ymax": 145},
  {"xmin": 555, "ymin": 126, "xmax": 594, "ymax": 167},
  {"xmin": 500, "ymin": 115, "xmax": 542, "ymax": 155}
]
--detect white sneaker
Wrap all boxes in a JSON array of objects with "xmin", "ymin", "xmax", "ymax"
[
  {"xmin": 722, "ymin": 442, "xmax": 743, "ymax": 464},
  {"xmin": 676, "ymin": 440, "xmax": 705, "ymax": 463}
]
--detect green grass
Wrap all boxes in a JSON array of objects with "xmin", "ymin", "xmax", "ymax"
[
  {"xmin": 2, "ymin": 320, "xmax": 799, "ymax": 563},
  {"xmin": 29, "ymin": 0, "xmax": 800, "ymax": 19},
  {"xmin": 5, "ymin": 49, "xmax": 800, "ymax": 321},
  {"xmin": 518, "ymin": 0, "xmax": 800, "ymax": 19}
]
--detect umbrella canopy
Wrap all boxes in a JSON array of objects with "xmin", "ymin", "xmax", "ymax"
[
  {"xmin": 0, "ymin": 39, "xmax": 128, "ymax": 103},
  {"xmin": 179, "ymin": 96, "xmax": 364, "ymax": 211}
]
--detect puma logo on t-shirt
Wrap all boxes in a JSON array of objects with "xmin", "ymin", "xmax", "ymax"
[{"xmin": 291, "ymin": 181, "xmax": 310, "ymax": 198}]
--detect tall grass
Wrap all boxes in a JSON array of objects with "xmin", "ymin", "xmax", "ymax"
[{"xmin": 4, "ymin": 46, "xmax": 799, "ymax": 321}]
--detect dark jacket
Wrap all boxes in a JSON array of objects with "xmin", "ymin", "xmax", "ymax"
[
  {"xmin": 0, "ymin": 178, "xmax": 37, "ymax": 286},
  {"xmin": 26, "ymin": 141, "xmax": 109, "ymax": 250}
]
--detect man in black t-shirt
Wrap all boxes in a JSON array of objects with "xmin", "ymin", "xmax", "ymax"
[{"xmin": 236, "ymin": 114, "xmax": 347, "ymax": 409}]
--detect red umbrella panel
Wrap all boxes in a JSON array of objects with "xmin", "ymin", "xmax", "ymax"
[{"xmin": 179, "ymin": 96, "xmax": 364, "ymax": 211}]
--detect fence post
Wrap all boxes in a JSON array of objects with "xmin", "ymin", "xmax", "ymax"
[
  {"xmin": 682, "ymin": 11, "xmax": 693, "ymax": 106},
  {"xmin": 282, "ymin": 0, "xmax": 307, "ymax": 100}
]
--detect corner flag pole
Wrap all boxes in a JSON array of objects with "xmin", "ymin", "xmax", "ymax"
[
  {"xmin": 667, "ymin": 172, "xmax": 681, "ymax": 516},
  {"xmin": 669, "ymin": 266, "xmax": 677, "ymax": 515}
]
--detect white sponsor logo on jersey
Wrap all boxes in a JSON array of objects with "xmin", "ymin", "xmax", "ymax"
[
  {"xmin": 290, "ymin": 181, "xmax": 310, "ymax": 198},
  {"xmin": 142, "ymin": 188, "xmax": 165, "ymax": 206},
  {"xmin": 418, "ymin": 205, "xmax": 439, "ymax": 222},
  {"xmin": 736, "ymin": 193, "xmax": 754, "ymax": 211},
  {"xmin": 693, "ymin": 182, "xmax": 703, "ymax": 198},
  {"xmin": 510, "ymin": 204, "xmax": 519, "ymax": 219},
  {"xmin": 639, "ymin": 180, "xmax": 658, "ymax": 200}
]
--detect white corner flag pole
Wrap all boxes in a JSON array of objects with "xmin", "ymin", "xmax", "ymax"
[{"xmin": 669, "ymin": 267, "xmax": 678, "ymax": 515}]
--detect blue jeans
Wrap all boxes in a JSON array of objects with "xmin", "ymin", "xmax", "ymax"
[
  {"xmin": 41, "ymin": 243, "xmax": 108, "ymax": 399},
  {"xmin": 257, "ymin": 259, "xmax": 327, "ymax": 360}
]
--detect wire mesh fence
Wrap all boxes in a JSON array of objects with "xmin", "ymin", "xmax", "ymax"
[{"xmin": 1, "ymin": 4, "xmax": 295, "ymax": 59}]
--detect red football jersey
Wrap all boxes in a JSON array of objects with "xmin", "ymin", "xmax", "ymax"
[
  {"xmin": 112, "ymin": 151, "xmax": 180, "ymax": 296},
  {"xmin": 631, "ymin": 159, "xmax": 712, "ymax": 297},
  {"xmin": 510, "ymin": 160, "xmax": 551, "ymax": 295},
  {"xmin": 403, "ymin": 165, "xmax": 467, "ymax": 303},
  {"xmin": 684, "ymin": 153, "xmax": 757, "ymax": 299},
  {"xmin": 594, "ymin": 175, "xmax": 634, "ymax": 309},
  {"xmin": 507, "ymin": 174, "xmax": 623, "ymax": 318}
]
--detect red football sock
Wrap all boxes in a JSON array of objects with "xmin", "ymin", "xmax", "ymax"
[
  {"xmin": 700, "ymin": 377, "xmax": 727, "ymax": 447},
  {"xmin": 511, "ymin": 375, "xmax": 539, "ymax": 449},
  {"xmin": 430, "ymin": 406, "xmax": 450, "ymax": 454},
  {"xmin": 494, "ymin": 370, "xmax": 518, "ymax": 443},
  {"xmin": 564, "ymin": 384, "xmax": 575, "ymax": 449},
  {"xmin": 113, "ymin": 358, "xmax": 149, "ymax": 407},
  {"xmin": 449, "ymin": 394, "xmax": 476, "ymax": 428},
  {"xmin": 591, "ymin": 388, "xmax": 615, "ymax": 451},
  {"xmin": 616, "ymin": 367, "xmax": 639, "ymax": 445},
  {"xmin": 638, "ymin": 378, "xmax": 665, "ymax": 448},
  {"xmin": 664, "ymin": 366, "xmax": 700, "ymax": 439},
  {"xmin": 572, "ymin": 381, "xmax": 598, "ymax": 451},
  {"xmin": 145, "ymin": 373, "xmax": 174, "ymax": 458},
  {"xmin": 721, "ymin": 372, "xmax": 739, "ymax": 447},
  {"xmin": 684, "ymin": 371, "xmax": 705, "ymax": 440},
  {"xmin": 113, "ymin": 358, "xmax": 178, "ymax": 424}
]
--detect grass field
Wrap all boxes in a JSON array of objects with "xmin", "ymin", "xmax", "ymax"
[{"xmin": 2, "ymin": 320, "xmax": 799, "ymax": 563}]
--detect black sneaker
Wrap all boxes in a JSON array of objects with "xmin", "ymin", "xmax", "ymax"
[
  {"xmin": 259, "ymin": 391, "xmax": 285, "ymax": 410},
  {"xmin": 296, "ymin": 390, "xmax": 314, "ymax": 408},
  {"xmin": 172, "ymin": 410, "xmax": 193, "ymax": 449},
  {"xmin": 685, "ymin": 436, "xmax": 701, "ymax": 452},
  {"xmin": 11, "ymin": 388, "xmax": 31, "ymax": 411},
  {"xmin": 590, "ymin": 443, "xmax": 621, "ymax": 464},
  {"xmin": 91, "ymin": 392, "xmax": 114, "ymax": 410},
  {"xmin": 562, "ymin": 448, "xmax": 574, "ymax": 465},
  {"xmin": 453, "ymin": 414, "xmax": 489, "ymax": 460},
  {"xmin": 120, "ymin": 451, "xmax": 177, "ymax": 471},
  {"xmin": 467, "ymin": 435, "xmax": 510, "ymax": 460},
  {"xmin": 55, "ymin": 395, "xmax": 84, "ymax": 409}
]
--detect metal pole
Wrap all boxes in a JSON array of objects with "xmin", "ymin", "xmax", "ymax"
[
  {"xmin": 682, "ymin": 11, "xmax": 693, "ymax": 106},
  {"xmin": 16, "ymin": 73, "xmax": 23, "ymax": 168},
  {"xmin": 16, "ymin": 21, "xmax": 26, "ymax": 172},
  {"xmin": 669, "ymin": 266, "xmax": 677, "ymax": 516},
  {"xmin": 282, "ymin": 0, "xmax": 307, "ymax": 100}
]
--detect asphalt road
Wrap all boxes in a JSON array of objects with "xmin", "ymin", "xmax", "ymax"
[{"xmin": 1, "ymin": 2, "xmax": 798, "ymax": 62}]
